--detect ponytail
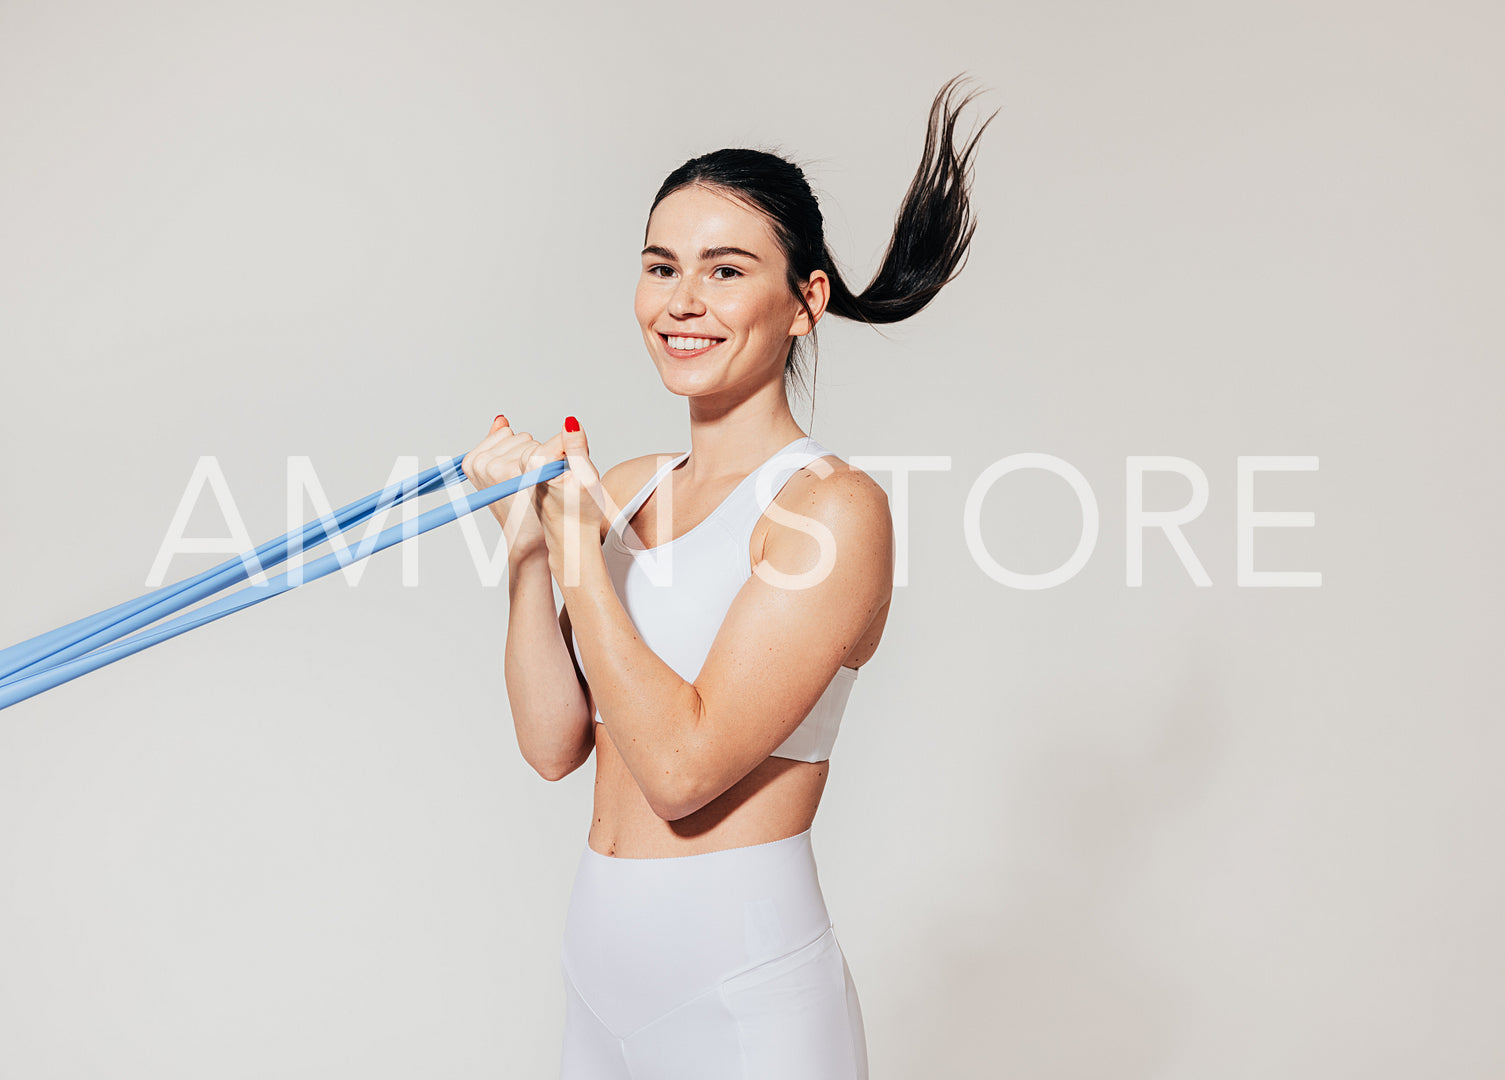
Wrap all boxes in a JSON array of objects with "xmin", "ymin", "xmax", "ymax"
[{"xmin": 825, "ymin": 75, "xmax": 996, "ymax": 326}]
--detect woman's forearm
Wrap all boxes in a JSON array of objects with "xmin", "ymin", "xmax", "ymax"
[
  {"xmin": 504, "ymin": 548, "xmax": 594, "ymax": 780},
  {"xmin": 561, "ymin": 547, "xmax": 704, "ymax": 818}
]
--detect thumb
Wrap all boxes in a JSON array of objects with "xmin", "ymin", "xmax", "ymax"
[{"xmin": 561, "ymin": 416, "xmax": 597, "ymax": 477}]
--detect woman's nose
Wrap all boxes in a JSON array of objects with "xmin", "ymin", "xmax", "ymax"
[{"xmin": 668, "ymin": 276, "xmax": 704, "ymax": 316}]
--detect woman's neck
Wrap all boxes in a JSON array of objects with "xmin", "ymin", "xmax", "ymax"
[{"xmin": 680, "ymin": 410, "xmax": 807, "ymax": 483}]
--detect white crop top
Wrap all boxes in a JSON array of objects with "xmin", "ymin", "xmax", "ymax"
[{"xmin": 569, "ymin": 435, "xmax": 859, "ymax": 763}]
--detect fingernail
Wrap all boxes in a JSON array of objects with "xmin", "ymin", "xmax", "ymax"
[
  {"xmin": 494, "ymin": 414, "xmax": 507, "ymax": 426},
  {"xmin": 564, "ymin": 416, "xmax": 580, "ymax": 433}
]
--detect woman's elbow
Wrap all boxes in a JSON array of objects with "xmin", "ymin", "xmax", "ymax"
[
  {"xmin": 526, "ymin": 729, "xmax": 594, "ymax": 782},
  {"xmin": 535, "ymin": 757, "xmax": 580, "ymax": 782},
  {"xmin": 646, "ymin": 763, "xmax": 723, "ymax": 821},
  {"xmin": 649, "ymin": 790, "xmax": 702, "ymax": 822},
  {"xmin": 647, "ymin": 695, "xmax": 719, "ymax": 820}
]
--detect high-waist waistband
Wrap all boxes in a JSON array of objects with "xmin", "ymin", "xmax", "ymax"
[{"xmin": 562, "ymin": 825, "xmax": 832, "ymax": 1038}]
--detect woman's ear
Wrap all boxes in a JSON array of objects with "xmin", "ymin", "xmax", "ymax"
[{"xmin": 789, "ymin": 270, "xmax": 831, "ymax": 336}]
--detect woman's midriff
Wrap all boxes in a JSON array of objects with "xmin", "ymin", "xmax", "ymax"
[{"xmin": 586, "ymin": 722, "xmax": 830, "ymax": 859}]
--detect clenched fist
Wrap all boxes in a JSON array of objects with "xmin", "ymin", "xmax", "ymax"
[
  {"xmin": 534, "ymin": 416, "xmax": 610, "ymax": 586},
  {"xmin": 460, "ymin": 414, "xmax": 556, "ymax": 564}
]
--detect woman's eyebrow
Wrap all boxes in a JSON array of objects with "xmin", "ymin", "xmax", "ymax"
[{"xmin": 641, "ymin": 244, "xmax": 762, "ymax": 262}]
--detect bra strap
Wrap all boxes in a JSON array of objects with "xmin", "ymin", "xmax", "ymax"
[
  {"xmin": 608, "ymin": 451, "xmax": 689, "ymax": 539},
  {"xmin": 722, "ymin": 437, "xmax": 836, "ymax": 539}
]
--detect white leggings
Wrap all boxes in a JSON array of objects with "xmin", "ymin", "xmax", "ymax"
[{"xmin": 558, "ymin": 827, "xmax": 868, "ymax": 1079}]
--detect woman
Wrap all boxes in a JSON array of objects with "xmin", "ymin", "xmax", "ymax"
[{"xmin": 462, "ymin": 75, "xmax": 992, "ymax": 1079}]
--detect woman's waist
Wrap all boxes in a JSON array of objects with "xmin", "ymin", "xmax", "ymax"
[
  {"xmin": 588, "ymin": 741, "xmax": 828, "ymax": 860},
  {"xmin": 586, "ymin": 813, "xmax": 819, "ymax": 861},
  {"xmin": 564, "ymin": 821, "xmax": 832, "ymax": 985}
]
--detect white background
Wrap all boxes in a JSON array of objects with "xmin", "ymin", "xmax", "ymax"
[{"xmin": 1, "ymin": 1, "xmax": 1500, "ymax": 1076}]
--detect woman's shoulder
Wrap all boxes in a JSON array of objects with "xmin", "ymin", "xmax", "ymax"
[
  {"xmin": 754, "ymin": 449, "xmax": 894, "ymax": 600},
  {"xmin": 770, "ymin": 450, "xmax": 893, "ymax": 538},
  {"xmin": 792, "ymin": 451, "xmax": 890, "ymax": 508}
]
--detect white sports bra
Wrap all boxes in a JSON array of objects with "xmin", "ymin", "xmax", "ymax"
[{"xmin": 569, "ymin": 435, "xmax": 859, "ymax": 763}]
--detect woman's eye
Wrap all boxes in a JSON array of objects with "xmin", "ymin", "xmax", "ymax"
[
  {"xmin": 647, "ymin": 265, "xmax": 675, "ymax": 278},
  {"xmin": 712, "ymin": 266, "xmax": 742, "ymax": 280}
]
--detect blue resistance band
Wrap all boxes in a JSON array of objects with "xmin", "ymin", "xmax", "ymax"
[{"xmin": 0, "ymin": 453, "xmax": 569, "ymax": 711}]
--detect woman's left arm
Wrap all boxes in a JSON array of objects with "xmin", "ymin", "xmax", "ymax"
[{"xmin": 540, "ymin": 421, "xmax": 894, "ymax": 820}]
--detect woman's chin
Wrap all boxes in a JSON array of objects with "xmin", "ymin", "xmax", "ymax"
[{"xmin": 656, "ymin": 367, "xmax": 719, "ymax": 397}]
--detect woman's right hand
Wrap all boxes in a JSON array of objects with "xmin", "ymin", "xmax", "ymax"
[{"xmin": 461, "ymin": 414, "xmax": 550, "ymax": 562}]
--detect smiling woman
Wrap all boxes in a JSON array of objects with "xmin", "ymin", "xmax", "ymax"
[{"xmin": 460, "ymin": 73, "xmax": 994, "ymax": 1079}]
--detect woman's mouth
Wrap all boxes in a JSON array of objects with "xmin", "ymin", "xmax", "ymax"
[{"xmin": 661, "ymin": 333, "xmax": 725, "ymax": 358}]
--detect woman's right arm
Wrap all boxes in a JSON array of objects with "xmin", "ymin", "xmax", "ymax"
[
  {"xmin": 461, "ymin": 416, "xmax": 594, "ymax": 781},
  {"xmin": 503, "ymin": 548, "xmax": 594, "ymax": 780}
]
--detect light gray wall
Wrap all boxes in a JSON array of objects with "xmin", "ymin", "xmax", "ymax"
[{"xmin": 1, "ymin": 1, "xmax": 1500, "ymax": 1076}]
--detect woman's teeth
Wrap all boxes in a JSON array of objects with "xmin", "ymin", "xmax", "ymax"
[{"xmin": 667, "ymin": 336, "xmax": 720, "ymax": 350}]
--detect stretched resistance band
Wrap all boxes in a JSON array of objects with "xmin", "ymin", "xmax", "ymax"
[{"xmin": 0, "ymin": 453, "xmax": 569, "ymax": 712}]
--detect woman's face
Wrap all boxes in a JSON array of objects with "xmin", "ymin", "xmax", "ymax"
[{"xmin": 635, "ymin": 184, "xmax": 814, "ymax": 400}]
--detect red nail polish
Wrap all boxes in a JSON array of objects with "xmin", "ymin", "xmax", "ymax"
[
  {"xmin": 494, "ymin": 414, "xmax": 506, "ymax": 426},
  {"xmin": 564, "ymin": 415, "xmax": 580, "ymax": 433}
]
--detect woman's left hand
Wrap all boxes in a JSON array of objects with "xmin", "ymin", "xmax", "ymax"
[{"xmin": 533, "ymin": 416, "xmax": 609, "ymax": 584}]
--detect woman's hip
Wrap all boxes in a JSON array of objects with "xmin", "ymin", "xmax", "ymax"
[{"xmin": 559, "ymin": 826, "xmax": 834, "ymax": 1037}]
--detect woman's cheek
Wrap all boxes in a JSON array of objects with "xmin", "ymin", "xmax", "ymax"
[{"xmin": 633, "ymin": 283, "xmax": 659, "ymax": 325}]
